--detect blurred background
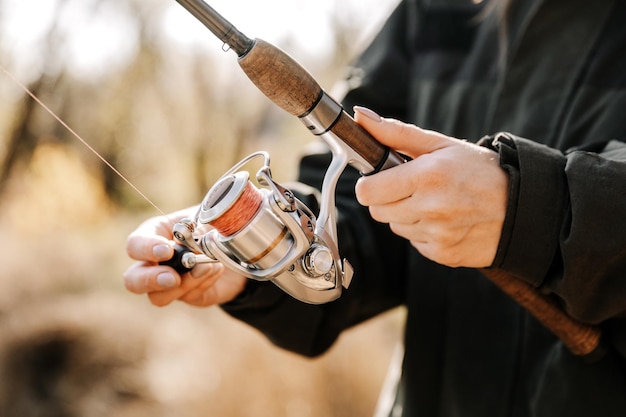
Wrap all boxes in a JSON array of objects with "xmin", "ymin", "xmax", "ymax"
[{"xmin": 0, "ymin": 0, "xmax": 405, "ymax": 415}]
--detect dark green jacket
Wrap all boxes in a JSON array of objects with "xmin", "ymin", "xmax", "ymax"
[{"xmin": 224, "ymin": 0, "xmax": 626, "ymax": 415}]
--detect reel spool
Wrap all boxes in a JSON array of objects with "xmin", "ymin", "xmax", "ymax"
[
  {"xmin": 170, "ymin": 152, "xmax": 353, "ymax": 304},
  {"xmin": 199, "ymin": 171, "xmax": 296, "ymax": 272}
]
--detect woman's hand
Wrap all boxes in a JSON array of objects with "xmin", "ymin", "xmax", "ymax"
[
  {"xmin": 353, "ymin": 106, "xmax": 509, "ymax": 268},
  {"xmin": 123, "ymin": 207, "xmax": 247, "ymax": 307}
]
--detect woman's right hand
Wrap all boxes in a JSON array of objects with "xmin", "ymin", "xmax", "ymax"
[{"xmin": 123, "ymin": 207, "xmax": 247, "ymax": 307}]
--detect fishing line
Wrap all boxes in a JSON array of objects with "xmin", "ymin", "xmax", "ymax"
[
  {"xmin": 206, "ymin": 178, "xmax": 262, "ymax": 236},
  {"xmin": 0, "ymin": 64, "xmax": 165, "ymax": 215}
]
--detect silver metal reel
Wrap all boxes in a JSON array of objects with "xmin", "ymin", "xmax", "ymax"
[{"xmin": 172, "ymin": 151, "xmax": 353, "ymax": 304}]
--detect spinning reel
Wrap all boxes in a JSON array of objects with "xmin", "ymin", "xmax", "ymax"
[{"xmin": 167, "ymin": 150, "xmax": 355, "ymax": 304}]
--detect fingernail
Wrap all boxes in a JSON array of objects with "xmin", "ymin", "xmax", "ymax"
[
  {"xmin": 157, "ymin": 272, "xmax": 178, "ymax": 288},
  {"xmin": 353, "ymin": 106, "xmax": 382, "ymax": 122},
  {"xmin": 153, "ymin": 244, "xmax": 172, "ymax": 260},
  {"xmin": 191, "ymin": 263, "xmax": 216, "ymax": 279}
]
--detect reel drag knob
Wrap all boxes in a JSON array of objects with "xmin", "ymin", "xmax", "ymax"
[{"xmin": 303, "ymin": 244, "xmax": 334, "ymax": 277}]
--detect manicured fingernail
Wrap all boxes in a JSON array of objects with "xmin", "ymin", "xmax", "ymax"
[
  {"xmin": 157, "ymin": 272, "xmax": 177, "ymax": 288},
  {"xmin": 353, "ymin": 106, "xmax": 382, "ymax": 122},
  {"xmin": 153, "ymin": 244, "xmax": 172, "ymax": 260},
  {"xmin": 191, "ymin": 263, "xmax": 216, "ymax": 279}
]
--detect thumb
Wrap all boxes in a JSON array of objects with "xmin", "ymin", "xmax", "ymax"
[{"xmin": 353, "ymin": 106, "xmax": 454, "ymax": 158}]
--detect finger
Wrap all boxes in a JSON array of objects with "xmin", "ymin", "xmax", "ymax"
[
  {"xmin": 355, "ymin": 161, "xmax": 418, "ymax": 206},
  {"xmin": 367, "ymin": 195, "xmax": 421, "ymax": 224},
  {"xmin": 353, "ymin": 106, "xmax": 454, "ymax": 157},
  {"xmin": 126, "ymin": 215, "xmax": 176, "ymax": 262},
  {"xmin": 391, "ymin": 220, "xmax": 467, "ymax": 256},
  {"xmin": 126, "ymin": 211, "xmax": 195, "ymax": 262},
  {"xmin": 388, "ymin": 220, "xmax": 427, "ymax": 243},
  {"xmin": 410, "ymin": 239, "xmax": 465, "ymax": 268},
  {"xmin": 148, "ymin": 264, "xmax": 222, "ymax": 307},
  {"xmin": 178, "ymin": 267, "xmax": 246, "ymax": 307},
  {"xmin": 123, "ymin": 262, "xmax": 181, "ymax": 294},
  {"xmin": 126, "ymin": 235, "xmax": 175, "ymax": 263},
  {"xmin": 178, "ymin": 272, "xmax": 224, "ymax": 306}
]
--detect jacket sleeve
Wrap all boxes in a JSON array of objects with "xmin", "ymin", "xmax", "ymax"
[{"xmin": 481, "ymin": 133, "xmax": 626, "ymax": 357}]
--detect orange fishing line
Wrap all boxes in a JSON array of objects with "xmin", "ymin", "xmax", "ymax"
[{"xmin": 208, "ymin": 181, "xmax": 263, "ymax": 236}]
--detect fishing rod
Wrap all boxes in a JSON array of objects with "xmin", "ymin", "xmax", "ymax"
[
  {"xmin": 174, "ymin": 0, "xmax": 404, "ymax": 174},
  {"xmin": 169, "ymin": 0, "xmax": 603, "ymax": 358}
]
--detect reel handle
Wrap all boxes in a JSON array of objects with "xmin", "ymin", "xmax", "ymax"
[{"xmin": 159, "ymin": 244, "xmax": 194, "ymax": 274}]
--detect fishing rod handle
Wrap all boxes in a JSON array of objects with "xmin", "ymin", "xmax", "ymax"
[
  {"xmin": 238, "ymin": 39, "xmax": 396, "ymax": 173},
  {"xmin": 481, "ymin": 268, "xmax": 603, "ymax": 358}
]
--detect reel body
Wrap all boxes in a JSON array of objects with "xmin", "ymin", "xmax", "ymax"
[{"xmin": 170, "ymin": 152, "xmax": 353, "ymax": 304}]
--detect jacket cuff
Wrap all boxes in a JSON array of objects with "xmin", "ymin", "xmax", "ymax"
[{"xmin": 478, "ymin": 133, "xmax": 568, "ymax": 287}]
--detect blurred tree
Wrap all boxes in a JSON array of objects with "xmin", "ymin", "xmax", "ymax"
[
  {"xmin": 0, "ymin": 0, "xmax": 69, "ymax": 198},
  {"xmin": 0, "ymin": 78, "xmax": 43, "ymax": 197},
  {"xmin": 0, "ymin": 0, "xmax": 397, "ymax": 211}
]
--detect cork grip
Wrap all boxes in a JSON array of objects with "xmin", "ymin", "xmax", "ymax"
[
  {"xmin": 238, "ymin": 39, "xmax": 387, "ymax": 169},
  {"xmin": 330, "ymin": 112, "xmax": 388, "ymax": 167},
  {"xmin": 238, "ymin": 39, "xmax": 320, "ymax": 116}
]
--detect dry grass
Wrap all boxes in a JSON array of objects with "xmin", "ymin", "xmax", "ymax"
[{"xmin": 0, "ymin": 289, "xmax": 405, "ymax": 417}]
